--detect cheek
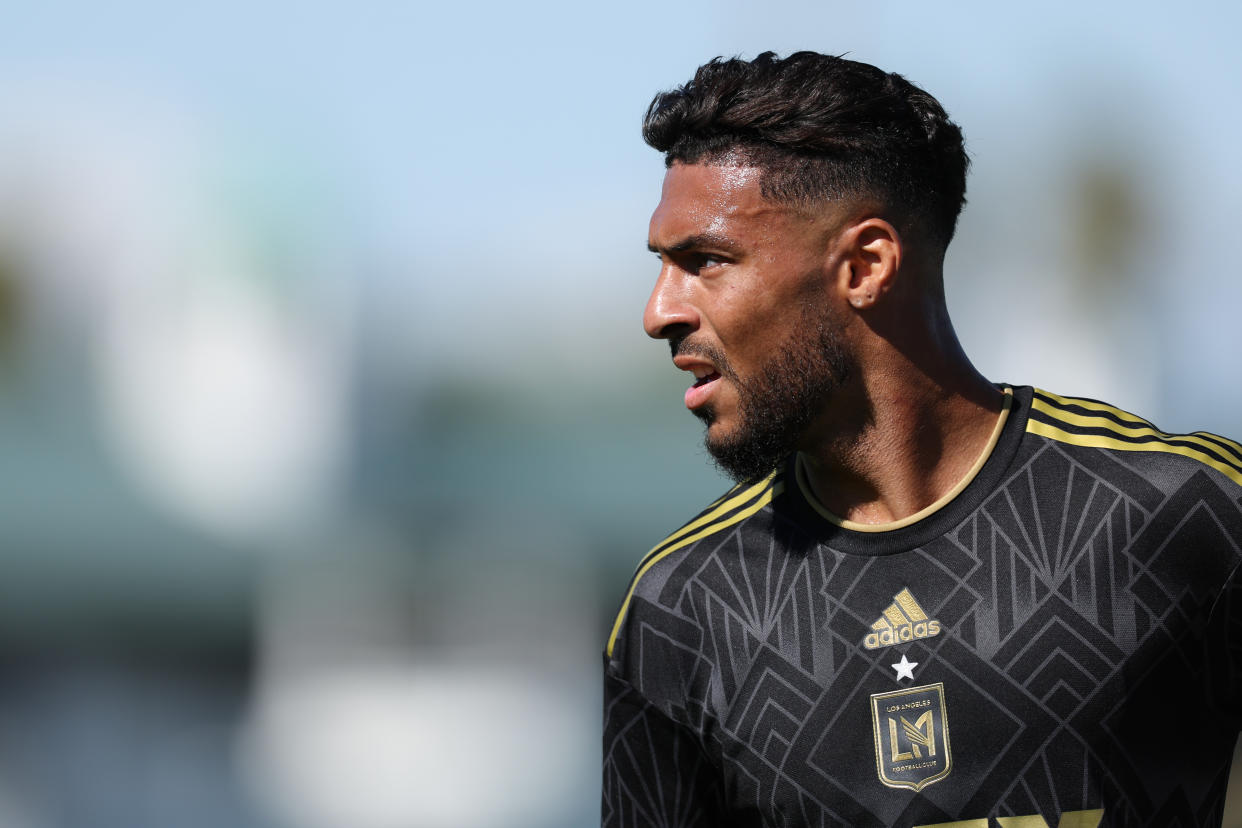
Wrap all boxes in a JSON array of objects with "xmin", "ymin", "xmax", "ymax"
[
  {"xmin": 707, "ymin": 258, "xmax": 823, "ymax": 353},
  {"xmin": 722, "ymin": 293, "xmax": 792, "ymax": 346},
  {"xmin": 716, "ymin": 321, "xmax": 788, "ymax": 379}
]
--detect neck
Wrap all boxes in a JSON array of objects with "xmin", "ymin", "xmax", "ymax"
[{"xmin": 798, "ymin": 315, "xmax": 1004, "ymax": 526}]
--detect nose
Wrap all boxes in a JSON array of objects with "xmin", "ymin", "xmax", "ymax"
[{"xmin": 643, "ymin": 265, "xmax": 699, "ymax": 340}]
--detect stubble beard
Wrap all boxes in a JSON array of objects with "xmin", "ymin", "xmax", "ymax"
[{"xmin": 679, "ymin": 315, "xmax": 853, "ymax": 484}]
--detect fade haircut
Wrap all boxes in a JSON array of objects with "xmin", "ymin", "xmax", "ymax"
[{"xmin": 643, "ymin": 51, "xmax": 969, "ymax": 249}]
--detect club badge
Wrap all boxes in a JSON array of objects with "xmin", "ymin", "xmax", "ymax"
[{"xmin": 870, "ymin": 682, "xmax": 952, "ymax": 791}]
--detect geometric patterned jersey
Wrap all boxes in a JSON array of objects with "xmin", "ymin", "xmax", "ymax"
[{"xmin": 602, "ymin": 385, "xmax": 1242, "ymax": 827}]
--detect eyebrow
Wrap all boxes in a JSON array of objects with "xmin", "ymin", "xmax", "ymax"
[{"xmin": 647, "ymin": 233, "xmax": 736, "ymax": 255}]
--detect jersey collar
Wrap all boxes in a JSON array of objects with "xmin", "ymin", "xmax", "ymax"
[{"xmin": 782, "ymin": 384, "xmax": 1031, "ymax": 557}]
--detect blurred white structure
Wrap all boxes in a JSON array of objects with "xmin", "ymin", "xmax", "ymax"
[{"xmin": 0, "ymin": 81, "xmax": 354, "ymax": 541}]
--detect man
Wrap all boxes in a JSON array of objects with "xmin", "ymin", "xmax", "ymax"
[{"xmin": 601, "ymin": 52, "xmax": 1242, "ymax": 827}]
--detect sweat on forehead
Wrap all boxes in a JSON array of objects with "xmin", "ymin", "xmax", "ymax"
[
  {"xmin": 670, "ymin": 143, "xmax": 879, "ymax": 218},
  {"xmin": 662, "ymin": 156, "xmax": 874, "ymax": 234}
]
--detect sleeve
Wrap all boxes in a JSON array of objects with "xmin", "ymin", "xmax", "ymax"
[
  {"xmin": 601, "ymin": 663, "xmax": 730, "ymax": 828},
  {"xmin": 1205, "ymin": 560, "xmax": 1242, "ymax": 725}
]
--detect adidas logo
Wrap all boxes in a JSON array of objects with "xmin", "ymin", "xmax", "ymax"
[{"xmin": 863, "ymin": 588, "xmax": 941, "ymax": 650}]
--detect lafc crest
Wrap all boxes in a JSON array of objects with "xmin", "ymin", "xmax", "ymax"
[{"xmin": 870, "ymin": 682, "xmax": 952, "ymax": 791}]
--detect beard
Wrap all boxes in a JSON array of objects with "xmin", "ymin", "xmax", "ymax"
[{"xmin": 674, "ymin": 314, "xmax": 853, "ymax": 484}]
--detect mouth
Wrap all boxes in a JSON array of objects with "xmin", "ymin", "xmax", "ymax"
[
  {"xmin": 674, "ymin": 356, "xmax": 723, "ymax": 410},
  {"xmin": 690, "ymin": 364, "xmax": 721, "ymax": 384}
]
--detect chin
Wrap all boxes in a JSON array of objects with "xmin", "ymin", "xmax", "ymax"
[{"xmin": 702, "ymin": 417, "xmax": 740, "ymax": 447}]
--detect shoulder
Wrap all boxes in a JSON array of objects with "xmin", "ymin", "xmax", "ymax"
[
  {"xmin": 604, "ymin": 470, "xmax": 786, "ymax": 663},
  {"xmin": 1023, "ymin": 386, "xmax": 1242, "ymax": 493}
]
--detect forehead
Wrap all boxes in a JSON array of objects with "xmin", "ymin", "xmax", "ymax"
[{"xmin": 648, "ymin": 162, "xmax": 786, "ymax": 244}]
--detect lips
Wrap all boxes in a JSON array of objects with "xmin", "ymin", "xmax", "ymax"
[
  {"xmin": 684, "ymin": 375, "xmax": 719, "ymax": 409},
  {"xmin": 673, "ymin": 355, "xmax": 723, "ymax": 410}
]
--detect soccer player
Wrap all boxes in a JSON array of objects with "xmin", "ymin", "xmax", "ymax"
[{"xmin": 602, "ymin": 52, "xmax": 1242, "ymax": 827}]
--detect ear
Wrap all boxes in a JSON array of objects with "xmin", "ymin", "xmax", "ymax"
[{"xmin": 836, "ymin": 219, "xmax": 901, "ymax": 310}]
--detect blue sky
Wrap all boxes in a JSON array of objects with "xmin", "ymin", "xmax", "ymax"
[{"xmin": 3, "ymin": 0, "xmax": 1241, "ymax": 426}]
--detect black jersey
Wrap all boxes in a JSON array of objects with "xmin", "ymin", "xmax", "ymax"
[{"xmin": 602, "ymin": 386, "xmax": 1242, "ymax": 827}]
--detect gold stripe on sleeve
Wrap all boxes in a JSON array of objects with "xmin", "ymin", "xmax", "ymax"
[
  {"xmin": 605, "ymin": 478, "xmax": 783, "ymax": 659},
  {"xmin": 1030, "ymin": 396, "xmax": 1242, "ymax": 469},
  {"xmin": 640, "ymin": 475, "xmax": 774, "ymax": 566},
  {"xmin": 1035, "ymin": 388, "xmax": 1154, "ymax": 425},
  {"xmin": 1026, "ymin": 418, "xmax": 1242, "ymax": 487}
]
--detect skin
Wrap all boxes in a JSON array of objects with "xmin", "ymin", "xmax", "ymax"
[{"xmin": 645, "ymin": 160, "xmax": 1004, "ymax": 525}]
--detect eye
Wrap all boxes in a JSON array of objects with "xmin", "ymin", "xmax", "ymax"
[
  {"xmin": 687, "ymin": 253, "xmax": 726, "ymax": 273},
  {"xmin": 653, "ymin": 249, "xmax": 731, "ymax": 274}
]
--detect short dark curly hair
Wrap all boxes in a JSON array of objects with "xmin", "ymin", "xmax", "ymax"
[{"xmin": 643, "ymin": 51, "xmax": 969, "ymax": 249}]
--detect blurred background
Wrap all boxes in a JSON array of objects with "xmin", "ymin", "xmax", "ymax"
[{"xmin": 0, "ymin": 1, "xmax": 1239, "ymax": 825}]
